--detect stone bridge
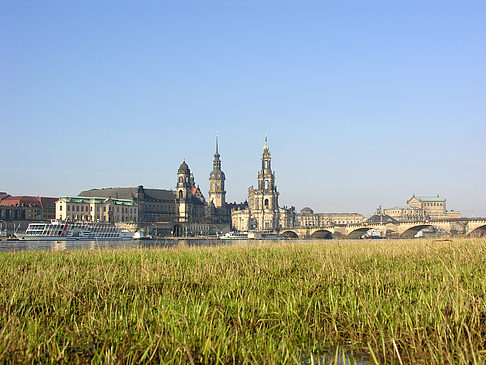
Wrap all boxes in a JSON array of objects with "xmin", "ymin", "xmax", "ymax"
[{"xmin": 280, "ymin": 218, "xmax": 486, "ymax": 239}]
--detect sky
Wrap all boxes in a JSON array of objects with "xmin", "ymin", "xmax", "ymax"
[{"xmin": 1, "ymin": 0, "xmax": 485, "ymax": 218}]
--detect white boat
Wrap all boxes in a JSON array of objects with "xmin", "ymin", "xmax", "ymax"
[
  {"xmin": 219, "ymin": 231, "xmax": 283, "ymax": 240},
  {"xmin": 361, "ymin": 229, "xmax": 385, "ymax": 239},
  {"xmin": 219, "ymin": 231, "xmax": 248, "ymax": 240},
  {"xmin": 15, "ymin": 220, "xmax": 133, "ymax": 241},
  {"xmin": 133, "ymin": 231, "xmax": 153, "ymax": 240}
]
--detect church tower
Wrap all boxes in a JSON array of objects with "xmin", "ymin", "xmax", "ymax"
[
  {"xmin": 176, "ymin": 159, "xmax": 192, "ymax": 222},
  {"xmin": 246, "ymin": 136, "xmax": 280, "ymax": 230},
  {"xmin": 208, "ymin": 134, "xmax": 226, "ymax": 208},
  {"xmin": 257, "ymin": 136, "xmax": 279, "ymax": 211}
]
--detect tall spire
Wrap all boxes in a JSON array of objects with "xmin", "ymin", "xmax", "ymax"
[
  {"xmin": 263, "ymin": 135, "xmax": 269, "ymax": 153},
  {"xmin": 212, "ymin": 133, "xmax": 221, "ymax": 169}
]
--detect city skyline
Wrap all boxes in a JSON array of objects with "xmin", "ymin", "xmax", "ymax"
[{"xmin": 1, "ymin": 1, "xmax": 485, "ymax": 217}]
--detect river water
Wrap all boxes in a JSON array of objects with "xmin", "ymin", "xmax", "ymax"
[{"xmin": 0, "ymin": 238, "xmax": 291, "ymax": 252}]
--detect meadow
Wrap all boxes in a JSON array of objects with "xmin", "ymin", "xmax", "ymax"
[{"xmin": 0, "ymin": 238, "xmax": 485, "ymax": 364}]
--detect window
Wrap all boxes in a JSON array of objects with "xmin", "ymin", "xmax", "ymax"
[{"xmin": 60, "ymin": 206, "xmax": 62, "ymax": 211}]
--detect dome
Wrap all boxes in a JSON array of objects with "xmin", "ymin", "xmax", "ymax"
[
  {"xmin": 178, "ymin": 160, "xmax": 190, "ymax": 174},
  {"xmin": 209, "ymin": 169, "xmax": 225, "ymax": 180},
  {"xmin": 300, "ymin": 207, "xmax": 314, "ymax": 214}
]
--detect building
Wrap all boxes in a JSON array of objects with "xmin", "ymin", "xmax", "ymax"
[
  {"xmin": 172, "ymin": 136, "xmax": 231, "ymax": 235},
  {"xmin": 175, "ymin": 159, "xmax": 207, "ymax": 224},
  {"xmin": 366, "ymin": 206, "xmax": 398, "ymax": 224},
  {"xmin": 231, "ymin": 137, "xmax": 295, "ymax": 231},
  {"xmin": 208, "ymin": 134, "xmax": 226, "ymax": 209},
  {"xmin": 56, "ymin": 196, "xmax": 138, "ymax": 222},
  {"xmin": 0, "ymin": 195, "xmax": 57, "ymax": 220},
  {"xmin": 79, "ymin": 186, "xmax": 175, "ymax": 223},
  {"xmin": 77, "ymin": 137, "xmax": 232, "ymax": 236},
  {"xmin": 384, "ymin": 195, "xmax": 461, "ymax": 221},
  {"xmin": 296, "ymin": 207, "xmax": 364, "ymax": 227}
]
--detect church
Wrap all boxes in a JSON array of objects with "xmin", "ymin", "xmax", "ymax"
[
  {"xmin": 231, "ymin": 137, "xmax": 295, "ymax": 232},
  {"xmin": 173, "ymin": 135, "xmax": 231, "ymax": 235}
]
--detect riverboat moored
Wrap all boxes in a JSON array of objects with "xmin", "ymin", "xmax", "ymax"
[{"xmin": 15, "ymin": 220, "xmax": 133, "ymax": 241}]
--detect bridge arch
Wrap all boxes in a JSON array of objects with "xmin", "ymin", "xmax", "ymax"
[
  {"xmin": 310, "ymin": 230, "xmax": 333, "ymax": 239},
  {"xmin": 468, "ymin": 225, "xmax": 486, "ymax": 237},
  {"xmin": 400, "ymin": 224, "xmax": 434, "ymax": 239},
  {"xmin": 281, "ymin": 230, "xmax": 299, "ymax": 239},
  {"xmin": 347, "ymin": 227, "xmax": 374, "ymax": 239}
]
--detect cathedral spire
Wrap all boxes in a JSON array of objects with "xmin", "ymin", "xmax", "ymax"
[{"xmin": 209, "ymin": 134, "xmax": 226, "ymax": 208}]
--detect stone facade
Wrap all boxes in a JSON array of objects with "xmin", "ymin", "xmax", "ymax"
[
  {"xmin": 175, "ymin": 159, "xmax": 208, "ymax": 224},
  {"xmin": 384, "ymin": 195, "xmax": 462, "ymax": 221},
  {"xmin": 208, "ymin": 135, "xmax": 226, "ymax": 209},
  {"xmin": 80, "ymin": 186, "xmax": 175, "ymax": 223},
  {"xmin": 296, "ymin": 207, "xmax": 363, "ymax": 227},
  {"xmin": 231, "ymin": 137, "xmax": 295, "ymax": 232},
  {"xmin": 56, "ymin": 196, "xmax": 138, "ymax": 222}
]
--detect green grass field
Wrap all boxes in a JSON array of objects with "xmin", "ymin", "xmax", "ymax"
[{"xmin": 1, "ymin": 238, "xmax": 485, "ymax": 364}]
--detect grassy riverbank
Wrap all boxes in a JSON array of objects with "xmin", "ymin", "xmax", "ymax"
[{"xmin": 1, "ymin": 239, "xmax": 485, "ymax": 364}]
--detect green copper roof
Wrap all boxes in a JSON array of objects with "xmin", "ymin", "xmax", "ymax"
[
  {"xmin": 387, "ymin": 206, "xmax": 420, "ymax": 210},
  {"xmin": 412, "ymin": 196, "xmax": 445, "ymax": 202}
]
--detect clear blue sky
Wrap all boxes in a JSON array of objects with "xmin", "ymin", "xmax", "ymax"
[{"xmin": 1, "ymin": 1, "xmax": 485, "ymax": 217}]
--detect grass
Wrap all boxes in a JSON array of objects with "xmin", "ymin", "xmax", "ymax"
[{"xmin": 0, "ymin": 238, "xmax": 485, "ymax": 364}]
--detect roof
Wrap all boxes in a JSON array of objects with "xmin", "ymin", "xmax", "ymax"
[
  {"xmin": 0, "ymin": 196, "xmax": 40, "ymax": 207},
  {"xmin": 409, "ymin": 195, "xmax": 445, "ymax": 202},
  {"xmin": 144, "ymin": 189, "xmax": 176, "ymax": 201},
  {"xmin": 0, "ymin": 196, "xmax": 58, "ymax": 207},
  {"xmin": 59, "ymin": 196, "xmax": 137, "ymax": 206},
  {"xmin": 79, "ymin": 187, "xmax": 175, "ymax": 201},
  {"xmin": 178, "ymin": 160, "xmax": 190, "ymax": 174},
  {"xmin": 386, "ymin": 206, "xmax": 419, "ymax": 210},
  {"xmin": 366, "ymin": 214, "xmax": 398, "ymax": 224}
]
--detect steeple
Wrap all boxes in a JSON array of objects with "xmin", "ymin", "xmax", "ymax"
[
  {"xmin": 209, "ymin": 133, "xmax": 226, "ymax": 208},
  {"xmin": 263, "ymin": 135, "xmax": 269, "ymax": 152},
  {"xmin": 261, "ymin": 135, "xmax": 271, "ymax": 172},
  {"xmin": 213, "ymin": 132, "xmax": 221, "ymax": 170}
]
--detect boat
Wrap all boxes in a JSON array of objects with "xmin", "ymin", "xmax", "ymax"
[
  {"xmin": 361, "ymin": 229, "xmax": 385, "ymax": 239},
  {"xmin": 219, "ymin": 230, "xmax": 284, "ymax": 240},
  {"xmin": 248, "ymin": 230, "xmax": 282, "ymax": 240},
  {"xmin": 15, "ymin": 220, "xmax": 133, "ymax": 241},
  {"xmin": 133, "ymin": 231, "xmax": 153, "ymax": 240},
  {"xmin": 219, "ymin": 231, "xmax": 249, "ymax": 240}
]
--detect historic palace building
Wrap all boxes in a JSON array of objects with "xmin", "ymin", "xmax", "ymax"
[
  {"xmin": 79, "ymin": 136, "xmax": 231, "ymax": 235},
  {"xmin": 231, "ymin": 137, "xmax": 295, "ymax": 232},
  {"xmin": 384, "ymin": 195, "xmax": 461, "ymax": 222},
  {"xmin": 56, "ymin": 196, "xmax": 138, "ymax": 223}
]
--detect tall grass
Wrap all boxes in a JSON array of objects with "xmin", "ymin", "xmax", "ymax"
[{"xmin": 1, "ymin": 238, "xmax": 485, "ymax": 364}]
